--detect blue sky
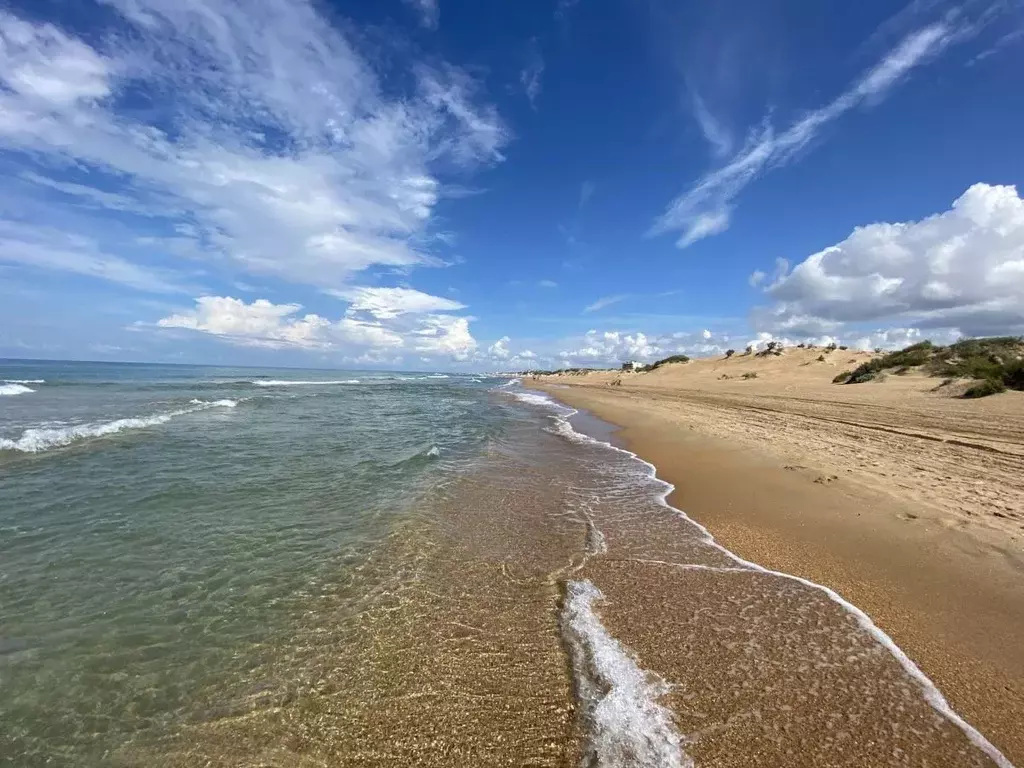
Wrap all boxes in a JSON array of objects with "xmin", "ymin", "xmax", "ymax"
[{"xmin": 1, "ymin": 0, "xmax": 1022, "ymax": 370}]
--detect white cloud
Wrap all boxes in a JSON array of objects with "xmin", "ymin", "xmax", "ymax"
[
  {"xmin": 557, "ymin": 328, "xmax": 729, "ymax": 366},
  {"xmin": 0, "ymin": 1, "xmax": 507, "ymax": 291},
  {"xmin": 334, "ymin": 286, "xmax": 466, "ymax": 319},
  {"xmin": 748, "ymin": 270, "xmax": 766, "ymax": 287},
  {"xmin": 158, "ymin": 296, "xmax": 332, "ymax": 349},
  {"xmin": 690, "ymin": 89, "xmax": 732, "ymax": 157},
  {"xmin": 488, "ymin": 335, "xmax": 511, "ymax": 360},
  {"xmin": 538, "ymin": 279, "xmax": 558, "ymax": 288},
  {"xmin": 521, "ymin": 39, "xmax": 544, "ymax": 109},
  {"xmin": 560, "ymin": 330, "xmax": 659, "ymax": 364},
  {"xmin": 753, "ymin": 183, "xmax": 1024, "ymax": 340},
  {"xmin": 652, "ymin": 21, "xmax": 954, "ymax": 247},
  {"xmin": 157, "ymin": 285, "xmax": 478, "ymax": 360},
  {"xmin": 0, "ymin": 219, "xmax": 183, "ymax": 293},
  {"xmin": 0, "ymin": 12, "xmax": 112, "ymax": 107},
  {"xmin": 583, "ymin": 294, "xmax": 629, "ymax": 313},
  {"xmin": 403, "ymin": 0, "xmax": 439, "ymax": 29}
]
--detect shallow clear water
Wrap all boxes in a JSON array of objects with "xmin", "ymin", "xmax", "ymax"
[{"xmin": 0, "ymin": 360, "xmax": 506, "ymax": 764}]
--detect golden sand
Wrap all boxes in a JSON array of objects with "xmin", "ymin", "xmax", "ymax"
[{"xmin": 529, "ymin": 346, "xmax": 1024, "ymax": 764}]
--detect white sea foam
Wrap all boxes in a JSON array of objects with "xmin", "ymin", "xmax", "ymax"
[
  {"xmin": 510, "ymin": 390, "xmax": 569, "ymax": 410},
  {"xmin": 518, "ymin": 389, "xmax": 1016, "ymax": 768},
  {"xmin": 252, "ymin": 379, "xmax": 359, "ymax": 387},
  {"xmin": 498, "ymin": 378, "xmax": 520, "ymax": 388},
  {"xmin": 562, "ymin": 580, "xmax": 690, "ymax": 768},
  {"xmin": 0, "ymin": 384, "xmax": 35, "ymax": 396},
  {"xmin": 0, "ymin": 399, "xmax": 238, "ymax": 453},
  {"xmin": 2, "ymin": 379, "xmax": 45, "ymax": 384},
  {"xmin": 426, "ymin": 446, "xmax": 441, "ymax": 458}
]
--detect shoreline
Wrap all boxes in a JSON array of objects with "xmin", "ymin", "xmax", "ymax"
[{"xmin": 528, "ymin": 378, "xmax": 1024, "ymax": 765}]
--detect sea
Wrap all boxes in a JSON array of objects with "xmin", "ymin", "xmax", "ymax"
[{"xmin": 0, "ymin": 360, "xmax": 1014, "ymax": 767}]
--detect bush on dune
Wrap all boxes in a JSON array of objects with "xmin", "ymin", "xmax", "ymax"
[
  {"xmin": 837, "ymin": 336, "xmax": 1024, "ymax": 397},
  {"xmin": 639, "ymin": 354, "xmax": 690, "ymax": 372},
  {"xmin": 963, "ymin": 379, "xmax": 1007, "ymax": 398}
]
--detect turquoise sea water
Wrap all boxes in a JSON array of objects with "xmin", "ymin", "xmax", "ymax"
[{"xmin": 0, "ymin": 360, "xmax": 508, "ymax": 764}]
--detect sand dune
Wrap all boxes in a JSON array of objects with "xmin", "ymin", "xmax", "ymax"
[{"xmin": 537, "ymin": 346, "xmax": 1024, "ymax": 542}]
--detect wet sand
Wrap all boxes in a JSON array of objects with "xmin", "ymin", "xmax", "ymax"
[{"xmin": 527, "ymin": 376, "xmax": 1024, "ymax": 765}]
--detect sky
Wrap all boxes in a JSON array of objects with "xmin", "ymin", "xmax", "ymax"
[{"xmin": 0, "ymin": 0, "xmax": 1023, "ymax": 371}]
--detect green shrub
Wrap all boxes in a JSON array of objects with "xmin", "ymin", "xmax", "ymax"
[
  {"xmin": 832, "ymin": 370, "xmax": 852, "ymax": 384},
  {"xmin": 839, "ymin": 336, "xmax": 1024, "ymax": 391},
  {"xmin": 640, "ymin": 354, "xmax": 690, "ymax": 372},
  {"xmin": 725, "ymin": 349, "xmax": 735, "ymax": 358},
  {"xmin": 742, "ymin": 372, "xmax": 758, "ymax": 380},
  {"xmin": 1003, "ymin": 360, "xmax": 1024, "ymax": 390},
  {"xmin": 963, "ymin": 379, "xmax": 1007, "ymax": 398}
]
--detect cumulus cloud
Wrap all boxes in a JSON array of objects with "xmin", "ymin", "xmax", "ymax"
[
  {"xmin": 753, "ymin": 183, "xmax": 1024, "ymax": 340},
  {"xmin": 488, "ymin": 336, "xmax": 511, "ymax": 360},
  {"xmin": 0, "ymin": 1, "xmax": 507, "ymax": 291},
  {"xmin": 651, "ymin": 21, "xmax": 955, "ymax": 247},
  {"xmin": 559, "ymin": 330, "xmax": 659, "ymax": 364},
  {"xmin": 558, "ymin": 328, "xmax": 728, "ymax": 366},
  {"xmin": 158, "ymin": 297, "xmax": 332, "ymax": 349},
  {"xmin": 158, "ymin": 286, "xmax": 478, "ymax": 360}
]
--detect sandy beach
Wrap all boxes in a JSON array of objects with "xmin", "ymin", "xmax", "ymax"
[{"xmin": 528, "ymin": 347, "xmax": 1024, "ymax": 765}]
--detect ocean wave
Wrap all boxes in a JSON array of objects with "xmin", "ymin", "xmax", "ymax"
[
  {"xmin": 527, "ymin": 389, "xmax": 1016, "ymax": 768},
  {"xmin": 0, "ymin": 399, "xmax": 238, "ymax": 453},
  {"xmin": 251, "ymin": 379, "xmax": 359, "ymax": 387},
  {"xmin": 0, "ymin": 384, "xmax": 35, "ymax": 396},
  {"xmin": 562, "ymin": 580, "xmax": 689, "ymax": 768},
  {"xmin": 2, "ymin": 379, "xmax": 45, "ymax": 384}
]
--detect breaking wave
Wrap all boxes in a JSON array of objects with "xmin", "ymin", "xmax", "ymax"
[
  {"xmin": 3, "ymin": 379, "xmax": 45, "ymax": 384},
  {"xmin": 252, "ymin": 379, "xmax": 360, "ymax": 387},
  {"xmin": 562, "ymin": 580, "xmax": 690, "ymax": 768},
  {"xmin": 0, "ymin": 384, "xmax": 35, "ymax": 396},
  {"xmin": 0, "ymin": 400, "xmax": 239, "ymax": 454}
]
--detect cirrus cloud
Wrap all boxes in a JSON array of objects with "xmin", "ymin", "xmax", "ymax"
[
  {"xmin": 0, "ymin": 0, "xmax": 508, "ymax": 293},
  {"xmin": 651, "ymin": 20, "xmax": 956, "ymax": 248}
]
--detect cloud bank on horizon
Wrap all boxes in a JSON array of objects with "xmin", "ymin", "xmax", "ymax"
[{"xmin": 0, "ymin": 0, "xmax": 1022, "ymax": 369}]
